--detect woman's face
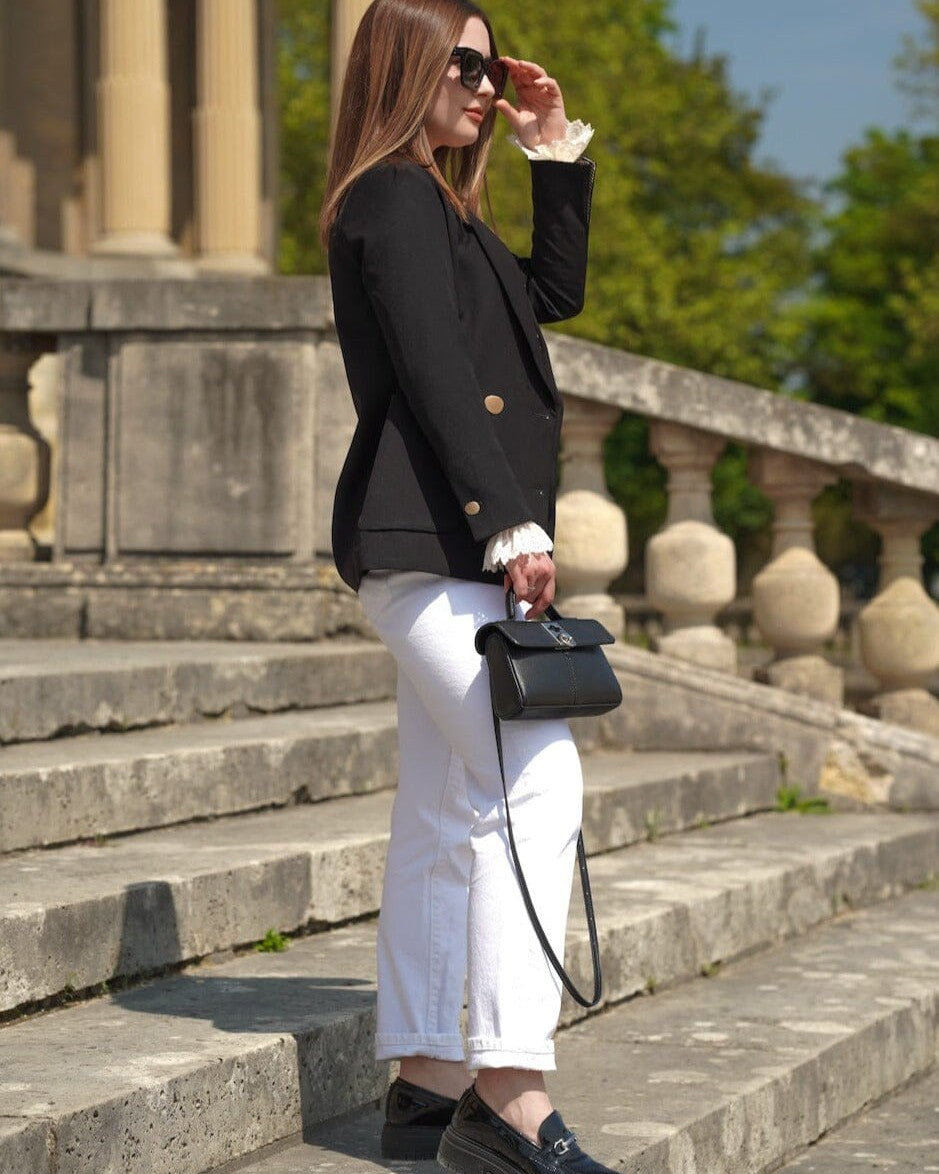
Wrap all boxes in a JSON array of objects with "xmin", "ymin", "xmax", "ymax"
[{"xmin": 423, "ymin": 16, "xmax": 497, "ymax": 152}]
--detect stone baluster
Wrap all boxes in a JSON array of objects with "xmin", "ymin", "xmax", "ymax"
[
  {"xmin": 645, "ymin": 421, "xmax": 737, "ymax": 671},
  {"xmin": 92, "ymin": 0, "xmax": 177, "ymax": 257},
  {"xmin": 193, "ymin": 0, "xmax": 267, "ymax": 273},
  {"xmin": 854, "ymin": 483, "xmax": 939, "ymax": 736},
  {"xmin": 0, "ymin": 343, "xmax": 50, "ymax": 561},
  {"xmin": 0, "ymin": 131, "xmax": 36, "ymax": 248},
  {"xmin": 553, "ymin": 395, "xmax": 628, "ymax": 637},
  {"xmin": 331, "ymin": 0, "xmax": 371, "ymax": 139},
  {"xmin": 748, "ymin": 451, "xmax": 843, "ymax": 704}
]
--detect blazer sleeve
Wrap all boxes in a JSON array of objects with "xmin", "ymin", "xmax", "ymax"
[
  {"xmin": 514, "ymin": 156, "xmax": 596, "ymax": 325},
  {"xmin": 336, "ymin": 163, "xmax": 533, "ymax": 544}
]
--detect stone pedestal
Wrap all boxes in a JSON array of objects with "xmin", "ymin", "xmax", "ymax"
[
  {"xmin": 0, "ymin": 346, "xmax": 50, "ymax": 561},
  {"xmin": 646, "ymin": 421, "xmax": 736, "ymax": 671},
  {"xmin": 194, "ymin": 0, "xmax": 266, "ymax": 273},
  {"xmin": 855, "ymin": 484, "xmax": 939, "ymax": 737},
  {"xmin": 553, "ymin": 396, "xmax": 627, "ymax": 636},
  {"xmin": 92, "ymin": 0, "xmax": 177, "ymax": 257},
  {"xmin": 749, "ymin": 450, "xmax": 843, "ymax": 704}
]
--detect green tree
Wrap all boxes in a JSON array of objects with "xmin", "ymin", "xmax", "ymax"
[
  {"xmin": 785, "ymin": 0, "xmax": 939, "ymax": 586},
  {"xmin": 277, "ymin": 0, "xmax": 330, "ymax": 275}
]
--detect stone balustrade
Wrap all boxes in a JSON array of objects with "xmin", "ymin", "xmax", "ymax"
[{"xmin": 0, "ymin": 276, "xmax": 936, "ymax": 735}]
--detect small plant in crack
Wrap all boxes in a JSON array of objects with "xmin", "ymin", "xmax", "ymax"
[
  {"xmin": 254, "ymin": 928, "xmax": 289, "ymax": 953},
  {"xmin": 775, "ymin": 784, "xmax": 830, "ymax": 814}
]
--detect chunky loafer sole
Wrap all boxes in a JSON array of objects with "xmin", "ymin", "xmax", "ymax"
[
  {"xmin": 437, "ymin": 1125, "xmax": 522, "ymax": 1174},
  {"xmin": 382, "ymin": 1121, "xmax": 449, "ymax": 1161}
]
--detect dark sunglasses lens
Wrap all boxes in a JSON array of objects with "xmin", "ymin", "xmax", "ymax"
[
  {"xmin": 487, "ymin": 60, "xmax": 508, "ymax": 99},
  {"xmin": 460, "ymin": 49, "xmax": 485, "ymax": 88}
]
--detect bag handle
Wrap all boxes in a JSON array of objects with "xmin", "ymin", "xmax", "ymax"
[
  {"xmin": 490, "ymin": 704, "xmax": 603, "ymax": 1010},
  {"xmin": 504, "ymin": 587, "xmax": 562, "ymax": 622}
]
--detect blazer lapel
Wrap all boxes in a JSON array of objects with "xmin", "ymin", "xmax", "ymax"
[{"xmin": 467, "ymin": 214, "xmax": 561, "ymax": 410}]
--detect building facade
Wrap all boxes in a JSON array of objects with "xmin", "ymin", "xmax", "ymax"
[{"xmin": 0, "ymin": 0, "xmax": 280, "ymax": 276}]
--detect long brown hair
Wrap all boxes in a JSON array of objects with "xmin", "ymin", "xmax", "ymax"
[{"xmin": 319, "ymin": 0, "xmax": 500, "ymax": 252}]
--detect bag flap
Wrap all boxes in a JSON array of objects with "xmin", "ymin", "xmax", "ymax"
[{"xmin": 475, "ymin": 616, "xmax": 615, "ymax": 654}]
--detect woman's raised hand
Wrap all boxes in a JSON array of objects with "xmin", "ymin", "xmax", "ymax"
[
  {"xmin": 504, "ymin": 551, "xmax": 556, "ymax": 620},
  {"xmin": 493, "ymin": 57, "xmax": 567, "ymax": 151}
]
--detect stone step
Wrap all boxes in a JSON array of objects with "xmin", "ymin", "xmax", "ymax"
[
  {"xmin": 0, "ymin": 639, "xmax": 395, "ymax": 745},
  {"xmin": 0, "ymin": 749, "xmax": 781, "ymax": 1012},
  {"xmin": 0, "ymin": 700, "xmax": 400, "ymax": 853},
  {"xmin": 235, "ymin": 884, "xmax": 939, "ymax": 1174},
  {"xmin": 1, "ymin": 818, "xmax": 937, "ymax": 1173},
  {"xmin": 0, "ymin": 676, "xmax": 779, "ymax": 850},
  {"xmin": 777, "ymin": 1064, "xmax": 939, "ymax": 1173}
]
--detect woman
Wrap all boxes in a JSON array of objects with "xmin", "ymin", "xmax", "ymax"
[{"xmin": 321, "ymin": 2, "xmax": 612, "ymax": 1171}]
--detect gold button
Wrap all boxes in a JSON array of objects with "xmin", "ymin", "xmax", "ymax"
[
  {"xmin": 484, "ymin": 395, "xmax": 505, "ymax": 415},
  {"xmin": 464, "ymin": 500, "xmax": 481, "ymax": 516}
]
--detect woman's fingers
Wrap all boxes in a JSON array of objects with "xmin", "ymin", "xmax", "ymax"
[
  {"xmin": 526, "ymin": 578, "xmax": 556, "ymax": 621},
  {"xmin": 502, "ymin": 56, "xmax": 547, "ymax": 79},
  {"xmin": 504, "ymin": 552, "xmax": 556, "ymax": 615}
]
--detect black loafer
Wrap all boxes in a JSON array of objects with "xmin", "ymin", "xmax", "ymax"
[
  {"xmin": 437, "ymin": 1085, "xmax": 615, "ymax": 1174},
  {"xmin": 381, "ymin": 1076, "xmax": 460, "ymax": 1160}
]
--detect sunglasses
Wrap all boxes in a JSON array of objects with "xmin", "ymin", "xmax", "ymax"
[{"xmin": 450, "ymin": 46, "xmax": 508, "ymax": 101}]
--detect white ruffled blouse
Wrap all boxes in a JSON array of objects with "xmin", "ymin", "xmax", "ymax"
[{"xmin": 482, "ymin": 116, "xmax": 595, "ymax": 574}]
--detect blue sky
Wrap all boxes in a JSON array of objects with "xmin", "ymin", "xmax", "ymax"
[{"xmin": 666, "ymin": 0, "xmax": 924, "ymax": 192}]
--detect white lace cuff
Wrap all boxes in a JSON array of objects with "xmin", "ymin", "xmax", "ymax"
[
  {"xmin": 509, "ymin": 117, "xmax": 594, "ymax": 163},
  {"xmin": 483, "ymin": 521, "xmax": 554, "ymax": 573}
]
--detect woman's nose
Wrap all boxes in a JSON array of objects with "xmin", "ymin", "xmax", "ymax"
[{"xmin": 477, "ymin": 72, "xmax": 496, "ymax": 99}]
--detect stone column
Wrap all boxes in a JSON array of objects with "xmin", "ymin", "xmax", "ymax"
[
  {"xmin": 645, "ymin": 421, "xmax": 736, "ymax": 671},
  {"xmin": 193, "ymin": 0, "xmax": 267, "ymax": 273},
  {"xmin": 92, "ymin": 0, "xmax": 177, "ymax": 256},
  {"xmin": 553, "ymin": 396, "xmax": 628, "ymax": 637},
  {"xmin": 331, "ymin": 0, "xmax": 371, "ymax": 139},
  {"xmin": 854, "ymin": 483, "xmax": 939, "ymax": 736},
  {"xmin": 0, "ymin": 343, "xmax": 50, "ymax": 561},
  {"xmin": 748, "ymin": 451, "xmax": 843, "ymax": 704}
]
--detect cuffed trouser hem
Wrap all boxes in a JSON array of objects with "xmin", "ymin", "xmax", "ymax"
[
  {"xmin": 466, "ymin": 1039, "xmax": 557, "ymax": 1072},
  {"xmin": 375, "ymin": 1032, "xmax": 466, "ymax": 1062}
]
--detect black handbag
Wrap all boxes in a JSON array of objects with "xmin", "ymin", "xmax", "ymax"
[{"xmin": 474, "ymin": 589, "xmax": 623, "ymax": 1008}]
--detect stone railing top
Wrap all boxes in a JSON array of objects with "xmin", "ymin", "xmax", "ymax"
[
  {"xmin": 0, "ymin": 276, "xmax": 331, "ymax": 332},
  {"xmin": 548, "ymin": 332, "xmax": 939, "ymax": 498},
  {"xmin": 2, "ymin": 273, "xmax": 936, "ymax": 499}
]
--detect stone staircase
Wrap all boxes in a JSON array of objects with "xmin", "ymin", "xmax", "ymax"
[{"xmin": 2, "ymin": 637, "xmax": 939, "ymax": 1173}]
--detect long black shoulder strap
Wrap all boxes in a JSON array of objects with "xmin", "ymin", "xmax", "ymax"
[{"xmin": 491, "ymin": 706, "xmax": 603, "ymax": 1009}]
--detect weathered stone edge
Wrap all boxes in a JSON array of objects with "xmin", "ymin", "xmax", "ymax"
[
  {"xmin": 0, "ymin": 642, "xmax": 396, "ymax": 745},
  {"xmin": 604, "ymin": 643, "xmax": 939, "ymax": 809},
  {"xmin": 0, "ymin": 277, "xmax": 331, "ymax": 332}
]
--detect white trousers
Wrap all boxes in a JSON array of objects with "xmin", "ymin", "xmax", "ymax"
[{"xmin": 357, "ymin": 570, "xmax": 583, "ymax": 1071}]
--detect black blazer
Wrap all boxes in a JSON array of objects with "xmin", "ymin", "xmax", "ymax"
[{"xmin": 328, "ymin": 153, "xmax": 596, "ymax": 591}]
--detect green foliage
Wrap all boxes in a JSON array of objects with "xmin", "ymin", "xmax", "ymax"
[
  {"xmin": 254, "ymin": 928, "xmax": 289, "ymax": 953},
  {"xmin": 775, "ymin": 785, "xmax": 831, "ymax": 815},
  {"xmin": 895, "ymin": 0, "xmax": 939, "ymax": 122},
  {"xmin": 278, "ymin": 0, "xmax": 330, "ymax": 275}
]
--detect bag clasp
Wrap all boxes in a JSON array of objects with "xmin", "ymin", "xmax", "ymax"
[{"xmin": 544, "ymin": 620, "xmax": 576, "ymax": 648}]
